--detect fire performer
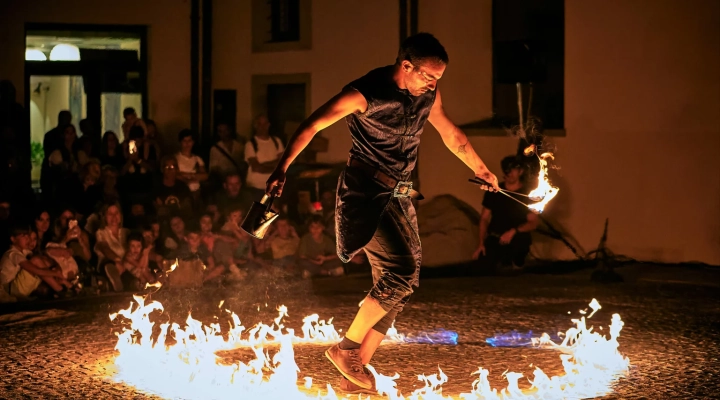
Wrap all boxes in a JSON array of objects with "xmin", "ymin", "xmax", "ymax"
[{"xmin": 266, "ymin": 32, "xmax": 499, "ymax": 392}]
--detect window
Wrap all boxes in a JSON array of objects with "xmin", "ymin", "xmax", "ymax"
[
  {"xmin": 252, "ymin": 0, "xmax": 311, "ymax": 52},
  {"xmin": 492, "ymin": 0, "xmax": 564, "ymax": 132}
]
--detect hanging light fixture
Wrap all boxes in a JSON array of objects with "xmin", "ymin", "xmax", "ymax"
[
  {"xmin": 49, "ymin": 44, "xmax": 81, "ymax": 61},
  {"xmin": 25, "ymin": 48, "xmax": 47, "ymax": 61}
]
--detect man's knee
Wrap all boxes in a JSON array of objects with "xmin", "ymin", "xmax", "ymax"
[{"xmin": 368, "ymin": 276, "xmax": 413, "ymax": 313}]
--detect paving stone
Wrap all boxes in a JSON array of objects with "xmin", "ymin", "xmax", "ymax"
[{"xmin": 0, "ymin": 267, "xmax": 718, "ymax": 399}]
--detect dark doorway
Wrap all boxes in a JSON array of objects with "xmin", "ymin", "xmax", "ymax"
[{"xmin": 266, "ymin": 83, "xmax": 306, "ymax": 144}]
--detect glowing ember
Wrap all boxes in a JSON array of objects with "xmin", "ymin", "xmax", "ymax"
[
  {"xmin": 108, "ymin": 298, "xmax": 629, "ymax": 399},
  {"xmin": 527, "ymin": 152, "xmax": 559, "ymax": 213}
]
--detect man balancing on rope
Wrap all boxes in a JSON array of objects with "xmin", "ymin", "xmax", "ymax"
[{"xmin": 265, "ymin": 32, "xmax": 499, "ymax": 394}]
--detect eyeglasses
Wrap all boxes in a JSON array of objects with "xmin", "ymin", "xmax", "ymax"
[
  {"xmin": 410, "ymin": 63, "xmax": 439, "ymax": 83},
  {"xmin": 164, "ymin": 165, "xmax": 176, "ymax": 170}
]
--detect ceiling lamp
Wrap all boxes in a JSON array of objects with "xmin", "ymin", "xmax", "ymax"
[
  {"xmin": 49, "ymin": 44, "xmax": 81, "ymax": 61},
  {"xmin": 25, "ymin": 49, "xmax": 47, "ymax": 61}
]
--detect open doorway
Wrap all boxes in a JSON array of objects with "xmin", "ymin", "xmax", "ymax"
[
  {"xmin": 29, "ymin": 75, "xmax": 87, "ymax": 185},
  {"xmin": 25, "ymin": 24, "xmax": 147, "ymax": 190}
]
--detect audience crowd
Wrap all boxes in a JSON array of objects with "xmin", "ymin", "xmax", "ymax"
[
  {"xmin": 0, "ymin": 109, "xmax": 352, "ymax": 303},
  {"xmin": 0, "ymin": 96, "xmax": 538, "ymax": 304}
]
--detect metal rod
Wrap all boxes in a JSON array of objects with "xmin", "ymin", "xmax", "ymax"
[
  {"xmin": 500, "ymin": 189, "xmax": 532, "ymax": 198},
  {"xmin": 469, "ymin": 178, "xmax": 534, "ymax": 204},
  {"xmin": 497, "ymin": 189, "xmax": 532, "ymax": 208}
]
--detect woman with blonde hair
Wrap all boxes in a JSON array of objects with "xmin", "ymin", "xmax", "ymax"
[{"xmin": 93, "ymin": 202, "xmax": 129, "ymax": 292}]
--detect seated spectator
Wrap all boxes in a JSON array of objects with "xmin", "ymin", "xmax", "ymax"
[
  {"xmin": 214, "ymin": 172, "xmax": 255, "ymax": 216},
  {"xmin": 125, "ymin": 200, "xmax": 150, "ymax": 230},
  {"xmin": 122, "ymin": 232, "xmax": 159, "ymax": 289},
  {"xmin": 42, "ymin": 228, "xmax": 80, "ymax": 283},
  {"xmin": 51, "ymin": 208, "xmax": 93, "ymax": 265},
  {"xmin": 94, "ymin": 203, "xmax": 130, "ymax": 291},
  {"xmin": 141, "ymin": 219, "xmax": 164, "ymax": 272},
  {"xmin": 244, "ymin": 115, "xmax": 285, "ymax": 199},
  {"xmin": 160, "ymin": 215, "xmax": 187, "ymax": 257},
  {"xmin": 209, "ymin": 122, "xmax": 246, "ymax": 184},
  {"xmin": 473, "ymin": 156, "xmax": 539, "ymax": 272},
  {"xmin": 100, "ymin": 131, "xmax": 126, "ymax": 170},
  {"xmin": 154, "ymin": 156, "xmax": 193, "ymax": 218},
  {"xmin": 175, "ymin": 129, "xmax": 208, "ymax": 198},
  {"xmin": 297, "ymin": 215, "xmax": 343, "ymax": 279},
  {"xmin": 33, "ymin": 209, "xmax": 53, "ymax": 253},
  {"xmin": 170, "ymin": 224, "xmax": 225, "ymax": 284},
  {"xmin": 198, "ymin": 213, "xmax": 243, "ymax": 282},
  {"xmin": 100, "ymin": 165, "xmax": 121, "ymax": 204},
  {"xmin": 0, "ymin": 223, "xmax": 68, "ymax": 302},
  {"xmin": 220, "ymin": 205, "xmax": 262, "ymax": 274},
  {"xmin": 268, "ymin": 216, "xmax": 300, "ymax": 270}
]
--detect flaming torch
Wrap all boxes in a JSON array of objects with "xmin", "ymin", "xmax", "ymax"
[{"xmin": 469, "ymin": 145, "xmax": 559, "ymax": 214}]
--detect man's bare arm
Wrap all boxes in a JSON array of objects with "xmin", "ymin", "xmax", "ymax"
[
  {"xmin": 277, "ymin": 89, "xmax": 367, "ymax": 172},
  {"xmin": 266, "ymin": 89, "xmax": 367, "ymax": 194},
  {"xmin": 428, "ymin": 88, "xmax": 499, "ymax": 190}
]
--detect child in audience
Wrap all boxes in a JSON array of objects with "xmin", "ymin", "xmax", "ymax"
[
  {"xmin": 221, "ymin": 205, "xmax": 262, "ymax": 274},
  {"xmin": 0, "ymin": 224, "xmax": 68, "ymax": 301},
  {"xmin": 122, "ymin": 232, "xmax": 159, "ymax": 289},
  {"xmin": 297, "ymin": 215, "xmax": 344, "ymax": 279},
  {"xmin": 160, "ymin": 215, "xmax": 187, "ymax": 256},
  {"xmin": 268, "ymin": 216, "xmax": 300, "ymax": 270},
  {"xmin": 172, "ymin": 223, "xmax": 222, "ymax": 283},
  {"xmin": 42, "ymin": 227, "xmax": 80, "ymax": 282}
]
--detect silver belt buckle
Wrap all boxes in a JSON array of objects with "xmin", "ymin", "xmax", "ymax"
[{"xmin": 394, "ymin": 181, "xmax": 413, "ymax": 198}]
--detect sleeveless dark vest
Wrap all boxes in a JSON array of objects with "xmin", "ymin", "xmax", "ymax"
[
  {"xmin": 335, "ymin": 65, "xmax": 436, "ymax": 263},
  {"xmin": 344, "ymin": 65, "xmax": 436, "ymax": 180}
]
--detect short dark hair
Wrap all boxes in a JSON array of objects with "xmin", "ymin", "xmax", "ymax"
[
  {"xmin": 178, "ymin": 128, "xmax": 196, "ymax": 142},
  {"xmin": 58, "ymin": 110, "xmax": 72, "ymax": 124},
  {"xmin": 127, "ymin": 231, "xmax": 144, "ymax": 245},
  {"xmin": 396, "ymin": 32, "xmax": 449, "ymax": 66},
  {"xmin": 307, "ymin": 214, "xmax": 325, "ymax": 228},
  {"xmin": 123, "ymin": 107, "xmax": 136, "ymax": 118},
  {"xmin": 224, "ymin": 172, "xmax": 242, "ymax": 183},
  {"xmin": 9, "ymin": 222, "xmax": 31, "ymax": 238},
  {"xmin": 501, "ymin": 155, "xmax": 526, "ymax": 173}
]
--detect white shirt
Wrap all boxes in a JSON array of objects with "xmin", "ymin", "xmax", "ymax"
[
  {"xmin": 175, "ymin": 152, "xmax": 206, "ymax": 192},
  {"xmin": 94, "ymin": 227, "xmax": 129, "ymax": 264},
  {"xmin": 209, "ymin": 140, "xmax": 244, "ymax": 175},
  {"xmin": 244, "ymin": 136, "xmax": 284, "ymax": 189},
  {"xmin": 0, "ymin": 246, "xmax": 32, "ymax": 288}
]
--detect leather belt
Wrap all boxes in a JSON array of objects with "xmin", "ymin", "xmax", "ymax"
[{"xmin": 347, "ymin": 158, "xmax": 423, "ymax": 200}]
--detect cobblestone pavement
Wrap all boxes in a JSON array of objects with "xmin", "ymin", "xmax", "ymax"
[{"xmin": 0, "ymin": 264, "xmax": 718, "ymax": 399}]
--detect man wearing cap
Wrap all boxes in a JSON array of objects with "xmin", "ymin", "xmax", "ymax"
[
  {"xmin": 473, "ymin": 155, "xmax": 539, "ymax": 272},
  {"xmin": 265, "ymin": 32, "xmax": 499, "ymax": 393}
]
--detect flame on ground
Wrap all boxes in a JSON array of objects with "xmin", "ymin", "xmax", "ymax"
[
  {"xmin": 527, "ymin": 151, "xmax": 559, "ymax": 214},
  {"xmin": 109, "ymin": 298, "xmax": 629, "ymax": 399}
]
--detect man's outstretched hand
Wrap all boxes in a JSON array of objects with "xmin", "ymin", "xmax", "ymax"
[
  {"xmin": 266, "ymin": 168, "xmax": 287, "ymax": 196},
  {"xmin": 475, "ymin": 171, "xmax": 500, "ymax": 192}
]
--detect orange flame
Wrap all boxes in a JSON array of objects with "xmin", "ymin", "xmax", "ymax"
[
  {"xmin": 108, "ymin": 298, "xmax": 628, "ymax": 399},
  {"xmin": 527, "ymin": 151, "xmax": 559, "ymax": 213}
]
